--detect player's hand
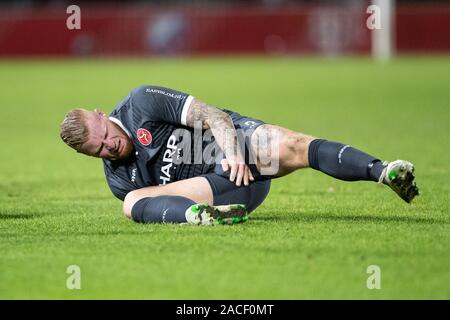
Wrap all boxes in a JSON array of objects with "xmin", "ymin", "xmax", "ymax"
[{"xmin": 221, "ymin": 156, "xmax": 254, "ymax": 187}]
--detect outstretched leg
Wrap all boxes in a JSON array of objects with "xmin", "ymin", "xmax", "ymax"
[{"xmin": 251, "ymin": 124, "xmax": 419, "ymax": 202}]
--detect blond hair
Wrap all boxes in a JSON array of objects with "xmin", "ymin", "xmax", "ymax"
[{"xmin": 60, "ymin": 109, "xmax": 89, "ymax": 151}]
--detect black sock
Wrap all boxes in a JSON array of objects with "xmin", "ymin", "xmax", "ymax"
[
  {"xmin": 131, "ymin": 196, "xmax": 195, "ymax": 224},
  {"xmin": 308, "ymin": 139, "xmax": 385, "ymax": 182}
]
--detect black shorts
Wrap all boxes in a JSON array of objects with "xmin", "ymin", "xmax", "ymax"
[{"xmin": 202, "ymin": 110, "xmax": 272, "ymax": 213}]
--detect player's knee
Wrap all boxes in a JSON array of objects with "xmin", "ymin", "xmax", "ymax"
[
  {"xmin": 123, "ymin": 190, "xmax": 140, "ymax": 219},
  {"xmin": 282, "ymin": 132, "xmax": 314, "ymax": 168}
]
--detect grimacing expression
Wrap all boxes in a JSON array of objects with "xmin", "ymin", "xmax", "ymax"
[{"xmin": 80, "ymin": 110, "xmax": 134, "ymax": 160}]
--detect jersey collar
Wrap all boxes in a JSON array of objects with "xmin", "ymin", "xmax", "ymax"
[{"xmin": 109, "ymin": 116, "xmax": 132, "ymax": 138}]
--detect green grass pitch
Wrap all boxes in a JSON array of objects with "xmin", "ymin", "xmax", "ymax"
[{"xmin": 0, "ymin": 57, "xmax": 449, "ymax": 299}]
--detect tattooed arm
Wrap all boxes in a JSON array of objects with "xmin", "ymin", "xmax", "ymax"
[{"xmin": 185, "ymin": 98, "xmax": 254, "ymax": 187}]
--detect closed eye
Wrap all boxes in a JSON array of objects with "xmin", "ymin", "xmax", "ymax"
[
  {"xmin": 95, "ymin": 122, "xmax": 108, "ymax": 156},
  {"xmin": 95, "ymin": 143, "xmax": 103, "ymax": 156}
]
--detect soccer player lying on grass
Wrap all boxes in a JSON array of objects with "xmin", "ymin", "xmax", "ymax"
[{"xmin": 60, "ymin": 86, "xmax": 419, "ymax": 225}]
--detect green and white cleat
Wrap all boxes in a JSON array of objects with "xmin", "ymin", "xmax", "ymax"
[
  {"xmin": 185, "ymin": 203, "xmax": 248, "ymax": 226},
  {"xmin": 379, "ymin": 160, "xmax": 419, "ymax": 203}
]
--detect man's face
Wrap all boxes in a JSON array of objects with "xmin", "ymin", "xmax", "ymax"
[{"xmin": 80, "ymin": 110, "xmax": 134, "ymax": 161}]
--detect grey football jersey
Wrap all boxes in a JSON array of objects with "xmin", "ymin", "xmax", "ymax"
[{"xmin": 103, "ymin": 85, "xmax": 216, "ymax": 200}]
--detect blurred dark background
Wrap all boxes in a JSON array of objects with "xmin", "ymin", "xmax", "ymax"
[
  {"xmin": 3, "ymin": 0, "xmax": 450, "ymax": 6},
  {"xmin": 0, "ymin": 0, "xmax": 449, "ymax": 57}
]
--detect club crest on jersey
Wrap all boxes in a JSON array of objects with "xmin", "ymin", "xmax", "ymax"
[{"xmin": 137, "ymin": 128, "xmax": 152, "ymax": 146}]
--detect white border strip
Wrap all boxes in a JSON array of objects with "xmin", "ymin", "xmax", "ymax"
[
  {"xmin": 109, "ymin": 117, "xmax": 132, "ymax": 138},
  {"xmin": 181, "ymin": 95, "xmax": 194, "ymax": 126}
]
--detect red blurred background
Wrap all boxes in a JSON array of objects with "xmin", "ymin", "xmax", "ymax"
[{"xmin": 0, "ymin": 0, "xmax": 449, "ymax": 57}]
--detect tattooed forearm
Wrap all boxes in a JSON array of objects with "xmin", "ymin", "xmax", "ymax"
[
  {"xmin": 185, "ymin": 99, "xmax": 231, "ymax": 129},
  {"xmin": 185, "ymin": 99, "xmax": 209, "ymax": 129},
  {"xmin": 185, "ymin": 98, "xmax": 242, "ymax": 158}
]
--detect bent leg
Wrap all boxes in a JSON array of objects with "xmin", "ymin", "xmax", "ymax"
[
  {"xmin": 122, "ymin": 175, "xmax": 269, "ymax": 224},
  {"xmin": 123, "ymin": 177, "xmax": 213, "ymax": 221}
]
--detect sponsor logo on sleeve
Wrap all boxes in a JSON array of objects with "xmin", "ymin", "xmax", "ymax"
[{"xmin": 145, "ymin": 88, "xmax": 185, "ymax": 100}]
